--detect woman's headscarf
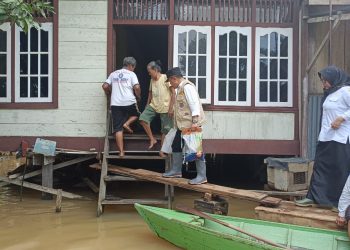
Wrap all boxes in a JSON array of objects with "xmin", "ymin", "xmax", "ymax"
[{"xmin": 318, "ymin": 65, "xmax": 350, "ymax": 97}]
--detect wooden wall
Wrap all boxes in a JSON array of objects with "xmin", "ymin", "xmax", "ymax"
[
  {"xmin": 0, "ymin": 0, "xmax": 108, "ymax": 137},
  {"xmin": 308, "ymin": 19, "xmax": 350, "ymax": 94},
  {"xmin": 203, "ymin": 111, "xmax": 295, "ymax": 140}
]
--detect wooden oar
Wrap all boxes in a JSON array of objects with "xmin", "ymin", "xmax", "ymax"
[{"xmin": 176, "ymin": 205, "xmax": 290, "ymax": 250}]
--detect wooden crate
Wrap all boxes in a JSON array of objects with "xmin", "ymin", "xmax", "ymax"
[{"xmin": 265, "ymin": 158, "xmax": 310, "ymax": 192}]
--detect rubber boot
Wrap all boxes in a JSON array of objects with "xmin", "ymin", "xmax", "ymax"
[
  {"xmin": 163, "ymin": 152, "xmax": 183, "ymax": 178},
  {"xmin": 189, "ymin": 159, "xmax": 207, "ymax": 185}
]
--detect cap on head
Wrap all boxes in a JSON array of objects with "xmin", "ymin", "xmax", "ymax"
[{"xmin": 166, "ymin": 67, "xmax": 183, "ymax": 81}]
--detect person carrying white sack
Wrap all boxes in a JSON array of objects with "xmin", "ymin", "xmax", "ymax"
[{"xmin": 162, "ymin": 67, "xmax": 207, "ymax": 185}]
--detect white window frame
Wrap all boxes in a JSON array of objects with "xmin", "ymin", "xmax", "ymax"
[
  {"xmin": 214, "ymin": 26, "xmax": 251, "ymax": 106},
  {"xmin": 255, "ymin": 27, "xmax": 293, "ymax": 107},
  {"xmin": 15, "ymin": 23, "xmax": 53, "ymax": 103},
  {"xmin": 173, "ymin": 25, "xmax": 211, "ymax": 104},
  {"xmin": 0, "ymin": 23, "xmax": 11, "ymax": 103}
]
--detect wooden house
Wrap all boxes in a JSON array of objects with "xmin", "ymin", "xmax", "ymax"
[{"xmin": 0, "ymin": 0, "xmax": 349, "ymax": 157}]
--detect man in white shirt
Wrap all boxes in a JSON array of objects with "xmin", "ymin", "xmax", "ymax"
[
  {"xmin": 162, "ymin": 67, "xmax": 207, "ymax": 185},
  {"xmin": 102, "ymin": 57, "xmax": 141, "ymax": 157},
  {"xmin": 336, "ymin": 175, "xmax": 350, "ymax": 237}
]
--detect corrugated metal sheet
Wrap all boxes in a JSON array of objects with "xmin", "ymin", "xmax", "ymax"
[{"xmin": 307, "ymin": 94, "xmax": 323, "ymax": 160}]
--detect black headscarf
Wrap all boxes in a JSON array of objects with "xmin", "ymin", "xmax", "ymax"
[
  {"xmin": 318, "ymin": 65, "xmax": 350, "ymax": 98},
  {"xmin": 318, "ymin": 66, "xmax": 350, "ymax": 130}
]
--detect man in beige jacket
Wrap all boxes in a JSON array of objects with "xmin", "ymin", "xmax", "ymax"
[{"xmin": 162, "ymin": 67, "xmax": 207, "ymax": 185}]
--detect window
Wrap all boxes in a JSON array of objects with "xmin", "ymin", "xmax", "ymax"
[
  {"xmin": 173, "ymin": 26, "xmax": 211, "ymax": 104},
  {"xmin": 215, "ymin": 27, "xmax": 251, "ymax": 106},
  {"xmin": 0, "ymin": 23, "xmax": 11, "ymax": 102},
  {"xmin": 15, "ymin": 23, "xmax": 53, "ymax": 102},
  {"xmin": 255, "ymin": 28, "xmax": 293, "ymax": 107}
]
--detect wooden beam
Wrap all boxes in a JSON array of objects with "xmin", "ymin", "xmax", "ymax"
[
  {"xmin": 90, "ymin": 164, "xmax": 281, "ymax": 207},
  {"xmin": 6, "ymin": 155, "xmax": 96, "ymax": 180},
  {"xmin": 306, "ymin": 16, "xmax": 341, "ymax": 73},
  {"xmin": 56, "ymin": 189, "xmax": 62, "ymax": 213},
  {"xmin": 81, "ymin": 177, "xmax": 99, "ymax": 193},
  {"xmin": 255, "ymin": 201, "xmax": 338, "ymax": 230},
  {"xmin": 0, "ymin": 176, "xmax": 86, "ymax": 199},
  {"xmin": 308, "ymin": 0, "xmax": 350, "ymax": 5},
  {"xmin": 42, "ymin": 162, "xmax": 53, "ymax": 200},
  {"xmin": 306, "ymin": 13, "xmax": 350, "ymax": 23}
]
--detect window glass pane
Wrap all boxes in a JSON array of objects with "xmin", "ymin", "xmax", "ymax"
[
  {"xmin": 219, "ymin": 33, "xmax": 227, "ymax": 56},
  {"xmin": 178, "ymin": 55, "xmax": 186, "ymax": 75},
  {"xmin": 238, "ymin": 81, "xmax": 247, "ymax": 101},
  {"xmin": 218, "ymin": 80, "xmax": 226, "ymax": 101},
  {"xmin": 280, "ymin": 81, "xmax": 288, "ymax": 102},
  {"xmin": 229, "ymin": 58, "xmax": 237, "ymax": 79},
  {"xmin": 20, "ymin": 32, "xmax": 28, "ymax": 52},
  {"xmin": 30, "ymin": 54, "xmax": 38, "ymax": 74},
  {"xmin": 280, "ymin": 34, "xmax": 288, "ymax": 57},
  {"xmin": 239, "ymin": 34, "xmax": 247, "ymax": 56},
  {"xmin": 198, "ymin": 56, "xmax": 206, "ymax": 76},
  {"xmin": 260, "ymin": 59, "xmax": 267, "ymax": 79},
  {"xmin": 20, "ymin": 77, "xmax": 28, "ymax": 97},
  {"xmin": 0, "ymin": 30, "xmax": 6, "ymax": 52},
  {"xmin": 188, "ymin": 30, "xmax": 197, "ymax": 54},
  {"xmin": 0, "ymin": 54, "xmax": 6, "ymax": 74},
  {"xmin": 30, "ymin": 77, "xmax": 39, "ymax": 97},
  {"xmin": 270, "ymin": 81, "xmax": 278, "ymax": 102},
  {"xmin": 41, "ymin": 54, "xmax": 49, "ymax": 74},
  {"xmin": 41, "ymin": 77, "xmax": 49, "ymax": 97},
  {"xmin": 188, "ymin": 78, "xmax": 196, "ymax": 84},
  {"xmin": 20, "ymin": 54, "xmax": 28, "ymax": 74},
  {"xmin": 229, "ymin": 31, "xmax": 237, "ymax": 56},
  {"xmin": 198, "ymin": 32, "xmax": 206, "ymax": 54},
  {"xmin": 198, "ymin": 78, "xmax": 206, "ymax": 99},
  {"xmin": 178, "ymin": 32, "xmax": 187, "ymax": 54},
  {"xmin": 30, "ymin": 27, "xmax": 38, "ymax": 52},
  {"xmin": 280, "ymin": 59, "xmax": 288, "ymax": 79},
  {"xmin": 239, "ymin": 58, "xmax": 247, "ymax": 78},
  {"xmin": 0, "ymin": 77, "xmax": 6, "ymax": 97},
  {"xmin": 260, "ymin": 34, "xmax": 268, "ymax": 57},
  {"xmin": 270, "ymin": 32, "xmax": 278, "ymax": 57},
  {"xmin": 260, "ymin": 81, "xmax": 267, "ymax": 102},
  {"xmin": 219, "ymin": 58, "xmax": 227, "ymax": 78},
  {"xmin": 188, "ymin": 56, "xmax": 196, "ymax": 76},
  {"xmin": 228, "ymin": 81, "xmax": 236, "ymax": 101},
  {"xmin": 270, "ymin": 59, "xmax": 277, "ymax": 79}
]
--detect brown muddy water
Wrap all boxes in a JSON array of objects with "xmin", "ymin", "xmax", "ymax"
[{"xmin": 0, "ymin": 182, "xmax": 257, "ymax": 250}]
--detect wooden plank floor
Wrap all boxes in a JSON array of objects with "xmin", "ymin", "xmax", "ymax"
[
  {"xmin": 255, "ymin": 201, "xmax": 341, "ymax": 230},
  {"xmin": 90, "ymin": 163, "xmax": 281, "ymax": 206}
]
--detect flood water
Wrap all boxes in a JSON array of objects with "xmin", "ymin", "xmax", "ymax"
[{"xmin": 0, "ymin": 182, "xmax": 257, "ymax": 250}]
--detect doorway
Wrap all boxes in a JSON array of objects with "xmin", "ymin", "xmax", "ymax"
[{"xmin": 114, "ymin": 25, "xmax": 169, "ymax": 133}]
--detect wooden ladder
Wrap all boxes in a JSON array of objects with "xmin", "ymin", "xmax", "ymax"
[{"xmin": 97, "ymin": 111, "xmax": 173, "ymax": 216}]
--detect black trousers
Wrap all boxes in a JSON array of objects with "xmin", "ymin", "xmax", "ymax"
[{"xmin": 307, "ymin": 140, "xmax": 350, "ymax": 207}]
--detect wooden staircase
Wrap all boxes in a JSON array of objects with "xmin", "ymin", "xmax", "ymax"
[{"xmin": 97, "ymin": 111, "xmax": 173, "ymax": 216}]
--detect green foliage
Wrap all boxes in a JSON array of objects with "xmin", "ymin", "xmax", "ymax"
[{"xmin": 0, "ymin": 0, "xmax": 55, "ymax": 33}]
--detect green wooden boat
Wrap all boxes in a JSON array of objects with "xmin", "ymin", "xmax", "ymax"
[{"xmin": 135, "ymin": 203, "xmax": 350, "ymax": 250}]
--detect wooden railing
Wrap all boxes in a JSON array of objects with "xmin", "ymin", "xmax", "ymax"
[
  {"xmin": 114, "ymin": 0, "xmax": 169, "ymax": 20},
  {"xmin": 113, "ymin": 0, "xmax": 295, "ymax": 23}
]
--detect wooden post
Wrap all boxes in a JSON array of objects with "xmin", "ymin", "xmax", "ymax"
[
  {"xmin": 42, "ymin": 160, "xmax": 54, "ymax": 200},
  {"xmin": 56, "ymin": 189, "xmax": 62, "ymax": 212}
]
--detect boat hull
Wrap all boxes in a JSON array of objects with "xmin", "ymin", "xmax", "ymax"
[{"xmin": 135, "ymin": 204, "xmax": 350, "ymax": 250}]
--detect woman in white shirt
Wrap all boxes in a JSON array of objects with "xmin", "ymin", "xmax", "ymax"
[{"xmin": 296, "ymin": 65, "xmax": 350, "ymax": 209}]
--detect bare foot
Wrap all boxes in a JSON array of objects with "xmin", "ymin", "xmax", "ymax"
[
  {"xmin": 159, "ymin": 151, "xmax": 167, "ymax": 158},
  {"xmin": 148, "ymin": 139, "xmax": 157, "ymax": 149},
  {"xmin": 123, "ymin": 124, "xmax": 133, "ymax": 133},
  {"xmin": 119, "ymin": 151, "xmax": 125, "ymax": 158}
]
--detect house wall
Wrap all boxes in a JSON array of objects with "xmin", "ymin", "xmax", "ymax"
[
  {"xmin": 203, "ymin": 111, "xmax": 294, "ymax": 140},
  {"xmin": 0, "ymin": 0, "xmax": 108, "ymax": 140},
  {"xmin": 308, "ymin": 20, "xmax": 350, "ymax": 94}
]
